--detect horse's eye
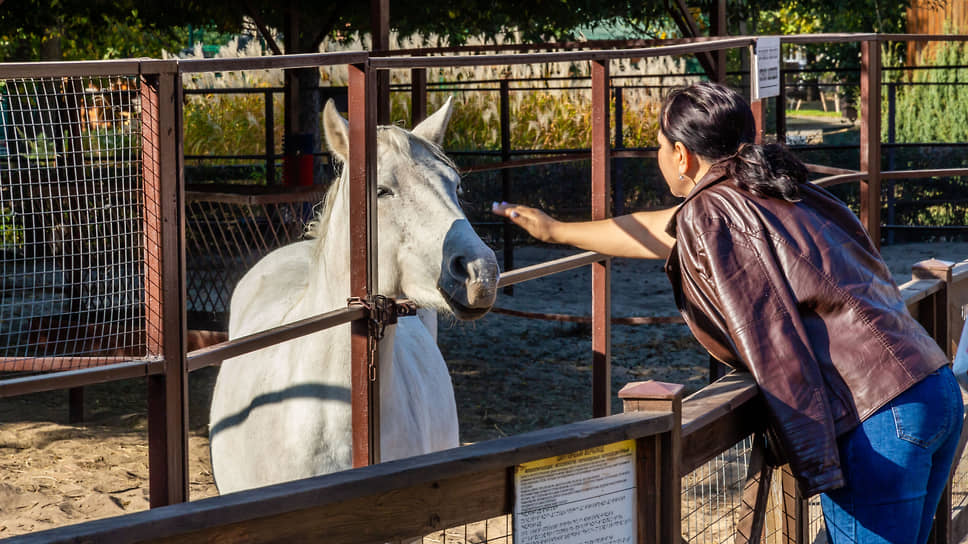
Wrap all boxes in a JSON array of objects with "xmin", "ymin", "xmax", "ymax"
[{"xmin": 377, "ymin": 186, "xmax": 394, "ymax": 198}]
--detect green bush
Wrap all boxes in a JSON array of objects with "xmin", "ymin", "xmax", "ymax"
[{"xmin": 891, "ymin": 39, "xmax": 968, "ymax": 144}]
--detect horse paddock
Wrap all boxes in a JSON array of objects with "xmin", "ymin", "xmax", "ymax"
[{"xmin": 4, "ymin": 35, "xmax": 968, "ymax": 542}]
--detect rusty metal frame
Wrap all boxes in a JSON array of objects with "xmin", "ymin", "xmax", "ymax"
[
  {"xmin": 591, "ymin": 59, "xmax": 612, "ymax": 418},
  {"xmin": 348, "ymin": 62, "xmax": 380, "ymax": 467},
  {"xmin": 140, "ymin": 60, "xmax": 191, "ymax": 507},
  {"xmin": 860, "ymin": 39, "xmax": 882, "ymax": 247}
]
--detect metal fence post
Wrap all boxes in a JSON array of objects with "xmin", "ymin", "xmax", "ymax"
[
  {"xmin": 500, "ymin": 79, "xmax": 514, "ymax": 296},
  {"xmin": 265, "ymin": 89, "xmax": 276, "ymax": 184},
  {"xmin": 411, "ymin": 66, "xmax": 427, "ymax": 126},
  {"xmin": 777, "ymin": 68, "xmax": 787, "ymax": 144},
  {"xmin": 142, "ymin": 60, "xmax": 189, "ymax": 507},
  {"xmin": 591, "ymin": 59, "xmax": 612, "ymax": 418},
  {"xmin": 886, "ymin": 82, "xmax": 896, "ymax": 245},
  {"xmin": 860, "ymin": 39, "xmax": 882, "ymax": 249},
  {"xmin": 620, "ymin": 381, "xmax": 683, "ymax": 544},
  {"xmin": 614, "ymin": 85, "xmax": 625, "ymax": 217},
  {"xmin": 751, "ymin": 99, "xmax": 765, "ymax": 145},
  {"xmin": 348, "ymin": 61, "xmax": 379, "ymax": 468}
]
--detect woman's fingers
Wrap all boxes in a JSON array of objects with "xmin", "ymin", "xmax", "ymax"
[
  {"xmin": 491, "ymin": 202, "xmax": 555, "ymax": 242},
  {"xmin": 491, "ymin": 201, "xmax": 520, "ymax": 218}
]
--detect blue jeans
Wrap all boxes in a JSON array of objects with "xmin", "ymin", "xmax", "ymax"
[{"xmin": 821, "ymin": 366, "xmax": 964, "ymax": 544}]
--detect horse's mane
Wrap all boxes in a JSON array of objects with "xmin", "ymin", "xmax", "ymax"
[{"xmin": 304, "ymin": 125, "xmax": 458, "ymax": 240}]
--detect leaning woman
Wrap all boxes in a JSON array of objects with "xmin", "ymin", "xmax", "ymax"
[{"xmin": 493, "ymin": 81, "xmax": 963, "ymax": 544}]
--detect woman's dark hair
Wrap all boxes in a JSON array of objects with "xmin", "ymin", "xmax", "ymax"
[{"xmin": 659, "ymin": 81, "xmax": 807, "ymax": 202}]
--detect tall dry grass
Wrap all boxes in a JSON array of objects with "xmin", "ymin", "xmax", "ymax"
[{"xmin": 174, "ymin": 29, "xmax": 691, "ymax": 160}]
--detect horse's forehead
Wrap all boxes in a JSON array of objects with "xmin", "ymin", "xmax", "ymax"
[{"xmin": 377, "ymin": 133, "xmax": 457, "ymax": 186}]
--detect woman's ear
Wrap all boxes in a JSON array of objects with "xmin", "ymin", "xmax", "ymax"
[{"xmin": 673, "ymin": 141, "xmax": 692, "ymax": 177}]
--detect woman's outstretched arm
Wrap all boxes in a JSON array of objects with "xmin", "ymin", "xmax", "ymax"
[{"xmin": 491, "ymin": 202, "xmax": 677, "ymax": 260}]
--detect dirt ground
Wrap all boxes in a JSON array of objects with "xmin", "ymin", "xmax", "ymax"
[{"xmin": 1, "ymin": 242, "xmax": 967, "ymax": 538}]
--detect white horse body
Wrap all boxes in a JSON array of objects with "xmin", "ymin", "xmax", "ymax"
[{"xmin": 209, "ymin": 99, "xmax": 497, "ymax": 494}]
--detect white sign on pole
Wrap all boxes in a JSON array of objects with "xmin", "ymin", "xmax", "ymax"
[
  {"xmin": 752, "ymin": 37, "xmax": 781, "ymax": 100},
  {"xmin": 513, "ymin": 440, "xmax": 637, "ymax": 544}
]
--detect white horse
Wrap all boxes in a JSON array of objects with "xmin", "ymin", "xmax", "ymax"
[{"xmin": 208, "ymin": 98, "xmax": 499, "ymax": 494}]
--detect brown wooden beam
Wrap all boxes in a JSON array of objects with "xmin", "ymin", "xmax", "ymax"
[{"xmin": 18, "ymin": 411, "xmax": 673, "ymax": 543}]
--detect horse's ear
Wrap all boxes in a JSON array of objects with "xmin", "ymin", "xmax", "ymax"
[
  {"xmin": 412, "ymin": 96, "xmax": 453, "ymax": 146},
  {"xmin": 322, "ymin": 99, "xmax": 349, "ymax": 163}
]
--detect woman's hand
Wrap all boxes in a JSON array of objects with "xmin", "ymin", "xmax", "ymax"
[
  {"xmin": 491, "ymin": 202, "xmax": 560, "ymax": 243},
  {"xmin": 492, "ymin": 201, "xmax": 677, "ymax": 260}
]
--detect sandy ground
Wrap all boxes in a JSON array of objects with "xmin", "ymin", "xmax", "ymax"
[{"xmin": 1, "ymin": 242, "xmax": 967, "ymax": 539}]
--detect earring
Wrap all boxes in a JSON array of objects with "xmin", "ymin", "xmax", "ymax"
[{"xmin": 678, "ymin": 174, "xmax": 684, "ymax": 181}]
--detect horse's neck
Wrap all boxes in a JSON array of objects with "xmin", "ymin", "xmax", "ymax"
[{"xmin": 306, "ymin": 188, "xmax": 353, "ymax": 313}]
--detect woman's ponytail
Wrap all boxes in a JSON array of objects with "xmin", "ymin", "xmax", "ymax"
[{"xmin": 725, "ymin": 143, "xmax": 807, "ymax": 202}]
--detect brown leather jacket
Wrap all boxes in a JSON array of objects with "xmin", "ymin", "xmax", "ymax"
[{"xmin": 664, "ymin": 166, "xmax": 948, "ymax": 496}]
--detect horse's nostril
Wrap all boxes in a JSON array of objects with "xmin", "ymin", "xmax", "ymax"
[{"xmin": 450, "ymin": 255, "xmax": 468, "ymax": 279}]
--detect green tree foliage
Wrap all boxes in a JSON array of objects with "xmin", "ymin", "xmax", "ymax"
[
  {"xmin": 0, "ymin": 1, "xmax": 185, "ymax": 60},
  {"xmin": 757, "ymin": 0, "xmax": 913, "ymax": 72},
  {"xmin": 892, "ymin": 39, "xmax": 968, "ymax": 143}
]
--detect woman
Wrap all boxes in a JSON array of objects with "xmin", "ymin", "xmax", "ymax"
[{"xmin": 493, "ymin": 81, "xmax": 963, "ymax": 544}]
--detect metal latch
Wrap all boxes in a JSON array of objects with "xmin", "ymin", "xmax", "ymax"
[{"xmin": 347, "ymin": 295, "xmax": 417, "ymax": 341}]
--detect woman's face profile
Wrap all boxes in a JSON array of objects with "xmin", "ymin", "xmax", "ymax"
[{"xmin": 657, "ymin": 130, "xmax": 694, "ymax": 198}]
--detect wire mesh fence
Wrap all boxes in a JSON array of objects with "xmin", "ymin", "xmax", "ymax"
[
  {"xmin": 0, "ymin": 76, "xmax": 147, "ymax": 371},
  {"xmin": 184, "ymin": 189, "xmax": 326, "ymax": 329},
  {"xmin": 681, "ymin": 436, "xmax": 794, "ymax": 544},
  {"xmin": 414, "ymin": 516, "xmax": 512, "ymax": 544}
]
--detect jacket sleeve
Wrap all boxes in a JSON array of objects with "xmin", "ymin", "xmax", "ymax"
[{"xmin": 678, "ymin": 216, "xmax": 845, "ymax": 495}]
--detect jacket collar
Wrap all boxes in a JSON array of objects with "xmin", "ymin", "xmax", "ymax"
[{"xmin": 664, "ymin": 164, "xmax": 731, "ymax": 237}]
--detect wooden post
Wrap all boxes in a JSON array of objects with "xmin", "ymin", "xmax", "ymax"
[
  {"xmin": 620, "ymin": 381, "xmax": 683, "ymax": 544},
  {"xmin": 912, "ymin": 259, "xmax": 954, "ymax": 355},
  {"xmin": 780, "ymin": 466, "xmax": 808, "ymax": 544},
  {"xmin": 736, "ymin": 433, "xmax": 774, "ymax": 544}
]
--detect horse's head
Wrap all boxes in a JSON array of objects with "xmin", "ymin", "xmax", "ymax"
[{"xmin": 322, "ymin": 98, "xmax": 498, "ymax": 320}]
